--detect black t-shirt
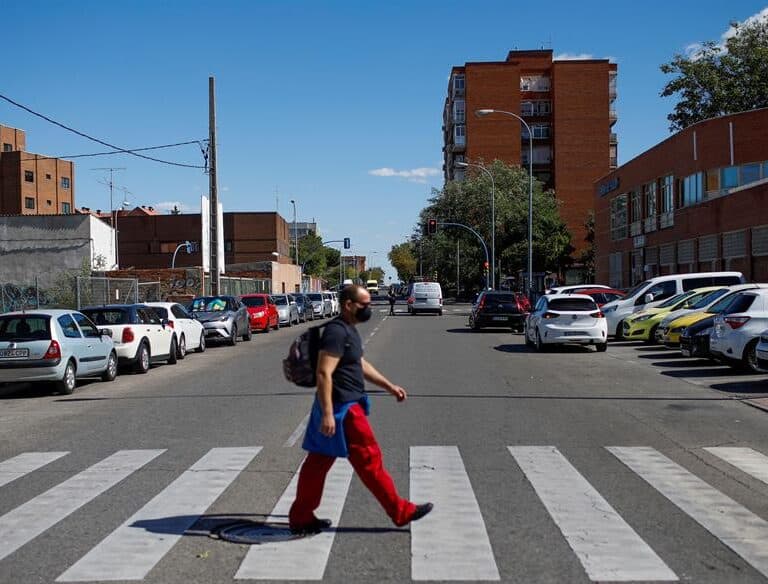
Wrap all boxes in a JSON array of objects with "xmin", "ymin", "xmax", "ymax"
[{"xmin": 319, "ymin": 317, "xmax": 365, "ymax": 404}]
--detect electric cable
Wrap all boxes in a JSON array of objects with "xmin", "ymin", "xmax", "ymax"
[{"xmin": 18, "ymin": 140, "xmax": 208, "ymax": 162}]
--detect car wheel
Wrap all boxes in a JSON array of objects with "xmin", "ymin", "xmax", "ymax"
[
  {"xmin": 168, "ymin": 337, "xmax": 178, "ymax": 364},
  {"xmin": 595, "ymin": 342, "xmax": 608, "ymax": 352},
  {"xmin": 177, "ymin": 334, "xmax": 187, "ymax": 359},
  {"xmin": 438, "ymin": 310, "xmax": 443, "ymax": 316},
  {"xmin": 742, "ymin": 339, "xmax": 761, "ymax": 373},
  {"xmin": 615, "ymin": 321, "xmax": 624, "ymax": 340},
  {"xmin": 525, "ymin": 326, "xmax": 534, "ymax": 348},
  {"xmin": 243, "ymin": 325, "xmax": 252, "ymax": 341},
  {"xmin": 196, "ymin": 332, "xmax": 206, "ymax": 353},
  {"xmin": 134, "ymin": 343, "xmax": 150, "ymax": 374},
  {"xmin": 274, "ymin": 319, "xmax": 280, "ymax": 330},
  {"xmin": 535, "ymin": 330, "xmax": 546, "ymax": 352},
  {"xmin": 228, "ymin": 324, "xmax": 238, "ymax": 346},
  {"xmin": 263, "ymin": 320, "xmax": 270, "ymax": 333},
  {"xmin": 55, "ymin": 360, "xmax": 77, "ymax": 394},
  {"xmin": 101, "ymin": 351, "xmax": 118, "ymax": 382},
  {"xmin": 645, "ymin": 325, "xmax": 659, "ymax": 345}
]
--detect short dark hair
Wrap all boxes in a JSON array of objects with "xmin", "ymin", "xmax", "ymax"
[{"xmin": 340, "ymin": 284, "xmax": 364, "ymax": 305}]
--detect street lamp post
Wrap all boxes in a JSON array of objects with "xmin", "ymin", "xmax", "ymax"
[
  {"xmin": 290, "ymin": 199, "xmax": 300, "ymax": 291},
  {"xmin": 475, "ymin": 109, "xmax": 534, "ymax": 299},
  {"xmin": 456, "ymin": 161, "xmax": 496, "ymax": 289},
  {"xmin": 113, "ymin": 200, "xmax": 131, "ymax": 269}
]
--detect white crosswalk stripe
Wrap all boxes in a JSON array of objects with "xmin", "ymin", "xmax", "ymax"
[
  {"xmin": 0, "ymin": 451, "xmax": 69, "ymax": 489},
  {"xmin": 510, "ymin": 446, "xmax": 677, "ymax": 582},
  {"xmin": 235, "ymin": 457, "xmax": 353, "ymax": 580},
  {"xmin": 410, "ymin": 446, "xmax": 500, "ymax": 581},
  {"xmin": 58, "ymin": 447, "xmax": 261, "ymax": 582},
  {"xmin": 705, "ymin": 446, "xmax": 768, "ymax": 487},
  {"xmin": 0, "ymin": 449, "xmax": 164, "ymax": 563},
  {"xmin": 608, "ymin": 446, "xmax": 768, "ymax": 579}
]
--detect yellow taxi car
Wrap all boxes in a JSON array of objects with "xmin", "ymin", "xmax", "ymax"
[
  {"xmin": 660, "ymin": 284, "xmax": 766, "ymax": 347},
  {"xmin": 622, "ymin": 287, "xmax": 720, "ymax": 342}
]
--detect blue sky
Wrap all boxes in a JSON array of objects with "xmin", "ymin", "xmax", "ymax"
[{"xmin": 2, "ymin": 0, "xmax": 767, "ymax": 280}]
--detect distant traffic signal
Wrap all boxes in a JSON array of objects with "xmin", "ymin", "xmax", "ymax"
[
  {"xmin": 427, "ymin": 218, "xmax": 437, "ymax": 235},
  {"xmin": 343, "ymin": 237, "xmax": 351, "ymax": 249}
]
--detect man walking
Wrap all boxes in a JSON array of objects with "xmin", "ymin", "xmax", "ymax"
[
  {"xmin": 388, "ymin": 288, "xmax": 397, "ymax": 316},
  {"xmin": 289, "ymin": 285, "xmax": 432, "ymax": 533}
]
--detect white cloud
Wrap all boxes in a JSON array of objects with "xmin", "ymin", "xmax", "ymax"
[
  {"xmin": 368, "ymin": 167, "xmax": 441, "ymax": 184},
  {"xmin": 554, "ymin": 52, "xmax": 594, "ymax": 61},
  {"xmin": 686, "ymin": 7, "xmax": 768, "ymax": 58},
  {"xmin": 153, "ymin": 201, "xmax": 197, "ymax": 214}
]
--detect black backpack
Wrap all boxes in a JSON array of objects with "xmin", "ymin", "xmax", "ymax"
[{"xmin": 283, "ymin": 324, "xmax": 327, "ymax": 387}]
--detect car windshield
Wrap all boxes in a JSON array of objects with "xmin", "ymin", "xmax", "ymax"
[
  {"xmin": 190, "ymin": 297, "xmax": 228, "ymax": 312},
  {"xmin": 273, "ymin": 296, "xmax": 288, "ymax": 305},
  {"xmin": 241, "ymin": 297, "xmax": 265, "ymax": 307},
  {"xmin": 82, "ymin": 309, "xmax": 130, "ymax": 325},
  {"xmin": 707, "ymin": 292, "xmax": 743, "ymax": 313},
  {"xmin": 658, "ymin": 291, "xmax": 692, "ymax": 309},
  {"xmin": 308, "ymin": 294, "xmax": 322, "ymax": 301},
  {"xmin": 0, "ymin": 315, "xmax": 51, "ymax": 341},
  {"xmin": 692, "ymin": 288, "xmax": 728, "ymax": 309},
  {"xmin": 548, "ymin": 298, "xmax": 598, "ymax": 312},
  {"xmin": 484, "ymin": 293, "xmax": 517, "ymax": 303},
  {"xmin": 624, "ymin": 279, "xmax": 652, "ymax": 299}
]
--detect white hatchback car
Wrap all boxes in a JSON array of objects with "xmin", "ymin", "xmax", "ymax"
[
  {"xmin": 146, "ymin": 302, "xmax": 206, "ymax": 358},
  {"xmin": 525, "ymin": 294, "xmax": 608, "ymax": 352},
  {"xmin": 0, "ymin": 309, "xmax": 117, "ymax": 394},
  {"xmin": 756, "ymin": 329, "xmax": 768, "ymax": 372},
  {"xmin": 710, "ymin": 289, "xmax": 768, "ymax": 372}
]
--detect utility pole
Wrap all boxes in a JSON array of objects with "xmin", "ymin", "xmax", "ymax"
[
  {"xmin": 92, "ymin": 167, "xmax": 125, "ymax": 269},
  {"xmin": 208, "ymin": 76, "xmax": 220, "ymax": 294},
  {"xmin": 456, "ymin": 240, "xmax": 460, "ymax": 298}
]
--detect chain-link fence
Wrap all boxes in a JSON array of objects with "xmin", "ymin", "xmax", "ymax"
[
  {"xmin": 76, "ymin": 276, "xmax": 139, "ymax": 309},
  {"xmin": 205, "ymin": 276, "xmax": 271, "ymax": 296},
  {"xmin": 137, "ymin": 281, "xmax": 161, "ymax": 303},
  {"xmin": 1, "ymin": 279, "xmax": 78, "ymax": 313}
]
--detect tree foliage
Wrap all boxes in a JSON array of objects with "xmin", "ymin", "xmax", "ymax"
[
  {"xmin": 578, "ymin": 211, "xmax": 596, "ymax": 284},
  {"xmin": 406, "ymin": 160, "xmax": 572, "ymax": 293},
  {"xmin": 388, "ymin": 242, "xmax": 417, "ymax": 282},
  {"xmin": 660, "ymin": 16, "xmax": 768, "ymax": 131}
]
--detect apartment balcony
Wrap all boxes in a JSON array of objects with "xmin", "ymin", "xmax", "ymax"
[
  {"xmin": 630, "ymin": 221, "xmax": 642, "ymax": 237},
  {"xmin": 610, "ymin": 156, "xmax": 618, "ymax": 168},
  {"xmin": 610, "ymin": 132, "xmax": 618, "ymax": 144},
  {"xmin": 644, "ymin": 216, "xmax": 658, "ymax": 233},
  {"xmin": 609, "ymin": 109, "xmax": 618, "ymax": 126},
  {"xmin": 660, "ymin": 211, "xmax": 675, "ymax": 229}
]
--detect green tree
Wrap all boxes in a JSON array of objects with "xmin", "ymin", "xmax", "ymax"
[
  {"xmin": 660, "ymin": 16, "xmax": 768, "ymax": 131},
  {"xmin": 578, "ymin": 211, "xmax": 596, "ymax": 284},
  {"xmin": 293, "ymin": 233, "xmax": 328, "ymax": 277},
  {"xmin": 388, "ymin": 242, "xmax": 417, "ymax": 282}
]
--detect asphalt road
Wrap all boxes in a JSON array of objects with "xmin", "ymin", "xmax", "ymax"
[{"xmin": 2, "ymin": 300, "xmax": 768, "ymax": 583}]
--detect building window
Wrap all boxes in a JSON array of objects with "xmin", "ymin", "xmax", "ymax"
[
  {"xmin": 645, "ymin": 181, "xmax": 657, "ymax": 218},
  {"xmin": 453, "ymin": 100, "xmax": 465, "ymax": 124},
  {"xmin": 520, "ymin": 75, "xmax": 550, "ymax": 91},
  {"xmin": 610, "ymin": 194, "xmax": 628, "ymax": 240},
  {"xmin": 741, "ymin": 163, "xmax": 761, "ymax": 185},
  {"xmin": 525, "ymin": 124, "xmax": 550, "ymax": 139},
  {"xmin": 25, "ymin": 197, "xmax": 35, "ymax": 209},
  {"xmin": 661, "ymin": 175, "xmax": 674, "ymax": 213},
  {"xmin": 24, "ymin": 170, "xmax": 34, "ymax": 182},
  {"xmin": 46, "ymin": 200, "xmax": 52, "ymax": 206},
  {"xmin": 720, "ymin": 166, "xmax": 738, "ymax": 189},
  {"xmin": 160, "ymin": 242, "xmax": 179, "ymax": 254},
  {"xmin": 763, "ymin": 161, "xmax": 768, "ymax": 179},
  {"xmin": 225, "ymin": 240, "xmax": 233, "ymax": 252},
  {"xmin": 454, "ymin": 124, "xmax": 466, "ymax": 146},
  {"xmin": 453, "ymin": 74, "xmax": 465, "ymax": 95},
  {"xmin": 2, "ymin": 143, "xmax": 11, "ymax": 152},
  {"xmin": 682, "ymin": 172, "xmax": 703, "ymax": 207},
  {"xmin": 61, "ymin": 202, "xmax": 71, "ymax": 214},
  {"xmin": 630, "ymin": 190, "xmax": 642, "ymax": 223},
  {"xmin": 521, "ymin": 100, "xmax": 550, "ymax": 116},
  {"xmin": 61, "ymin": 176, "xmax": 71, "ymax": 189},
  {"xmin": 521, "ymin": 101, "xmax": 533, "ymax": 116},
  {"xmin": 706, "ymin": 168, "xmax": 721, "ymax": 195},
  {"xmin": 45, "ymin": 173, "xmax": 52, "ymax": 180}
]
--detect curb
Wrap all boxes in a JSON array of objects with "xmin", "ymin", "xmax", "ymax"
[{"xmin": 743, "ymin": 397, "xmax": 768, "ymax": 414}]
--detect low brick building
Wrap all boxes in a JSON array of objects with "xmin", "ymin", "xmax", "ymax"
[{"xmin": 594, "ymin": 108, "xmax": 768, "ymax": 287}]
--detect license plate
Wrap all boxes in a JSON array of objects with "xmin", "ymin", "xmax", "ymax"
[
  {"xmin": 492, "ymin": 316, "xmax": 507, "ymax": 321},
  {"xmin": 564, "ymin": 331, "xmax": 584, "ymax": 336},
  {"xmin": 681, "ymin": 348, "xmax": 691, "ymax": 357},
  {"xmin": 416, "ymin": 298, "xmax": 426, "ymax": 303},
  {"xmin": 0, "ymin": 348, "xmax": 29, "ymax": 358}
]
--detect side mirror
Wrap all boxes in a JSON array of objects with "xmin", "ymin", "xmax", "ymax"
[
  {"xmin": 161, "ymin": 319, "xmax": 170, "ymax": 328},
  {"xmin": 100, "ymin": 328, "xmax": 113, "ymax": 337},
  {"xmin": 643, "ymin": 293, "xmax": 654, "ymax": 304}
]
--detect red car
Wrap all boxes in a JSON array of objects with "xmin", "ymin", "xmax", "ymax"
[
  {"xmin": 240, "ymin": 294, "xmax": 279, "ymax": 333},
  {"xmin": 574, "ymin": 288, "xmax": 626, "ymax": 307}
]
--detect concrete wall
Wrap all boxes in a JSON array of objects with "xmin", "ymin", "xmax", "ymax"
[
  {"xmin": 89, "ymin": 215, "xmax": 117, "ymax": 269},
  {"xmin": 271, "ymin": 262, "xmax": 302, "ymax": 294},
  {"xmin": 0, "ymin": 215, "xmax": 115, "ymax": 287}
]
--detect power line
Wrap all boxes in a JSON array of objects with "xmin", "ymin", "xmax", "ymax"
[
  {"xmin": 19, "ymin": 140, "xmax": 207, "ymax": 162},
  {"xmin": 0, "ymin": 92, "xmax": 207, "ymax": 169}
]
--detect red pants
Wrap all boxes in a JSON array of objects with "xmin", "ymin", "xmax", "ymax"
[{"xmin": 289, "ymin": 403, "xmax": 416, "ymax": 527}]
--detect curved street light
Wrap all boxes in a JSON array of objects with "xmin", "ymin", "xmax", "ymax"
[
  {"xmin": 456, "ymin": 160, "xmax": 496, "ymax": 289},
  {"xmin": 475, "ymin": 108, "xmax": 534, "ymax": 299}
]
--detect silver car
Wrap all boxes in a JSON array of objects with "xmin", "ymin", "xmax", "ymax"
[
  {"xmin": 189, "ymin": 296, "xmax": 251, "ymax": 345},
  {"xmin": 273, "ymin": 294, "xmax": 300, "ymax": 326},
  {"xmin": 0, "ymin": 309, "xmax": 118, "ymax": 395},
  {"xmin": 306, "ymin": 292, "xmax": 332, "ymax": 319}
]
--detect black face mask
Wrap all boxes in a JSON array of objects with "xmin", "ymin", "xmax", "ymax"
[{"xmin": 355, "ymin": 305, "xmax": 372, "ymax": 322}]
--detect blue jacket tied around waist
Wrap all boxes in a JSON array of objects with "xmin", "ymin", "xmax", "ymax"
[{"xmin": 302, "ymin": 394, "xmax": 370, "ymax": 458}]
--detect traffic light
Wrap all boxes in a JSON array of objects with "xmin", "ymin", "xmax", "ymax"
[
  {"xmin": 343, "ymin": 237, "xmax": 351, "ymax": 249},
  {"xmin": 427, "ymin": 218, "xmax": 437, "ymax": 235},
  {"xmin": 184, "ymin": 240, "xmax": 192, "ymax": 254}
]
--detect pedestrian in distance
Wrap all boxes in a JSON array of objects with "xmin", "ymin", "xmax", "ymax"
[
  {"xmin": 289, "ymin": 284, "xmax": 433, "ymax": 534},
  {"xmin": 388, "ymin": 288, "xmax": 396, "ymax": 316}
]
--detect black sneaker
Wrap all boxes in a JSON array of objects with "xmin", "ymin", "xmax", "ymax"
[
  {"xmin": 409, "ymin": 503, "xmax": 433, "ymax": 523},
  {"xmin": 289, "ymin": 517, "xmax": 332, "ymax": 535}
]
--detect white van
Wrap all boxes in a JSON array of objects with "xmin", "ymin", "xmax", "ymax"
[
  {"xmin": 366, "ymin": 280, "xmax": 379, "ymax": 295},
  {"xmin": 603, "ymin": 271, "xmax": 745, "ymax": 337},
  {"xmin": 407, "ymin": 282, "xmax": 443, "ymax": 315}
]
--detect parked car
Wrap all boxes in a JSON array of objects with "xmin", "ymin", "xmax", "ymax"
[
  {"xmin": 306, "ymin": 293, "xmax": 332, "ymax": 319},
  {"xmin": 756, "ymin": 329, "xmax": 768, "ymax": 371},
  {"xmin": 660, "ymin": 284, "xmax": 768, "ymax": 347},
  {"xmin": 621, "ymin": 287, "xmax": 720, "ymax": 343},
  {"xmin": 525, "ymin": 294, "xmax": 607, "ymax": 352},
  {"xmin": 679, "ymin": 316, "xmax": 718, "ymax": 359},
  {"xmin": 240, "ymin": 293, "xmax": 279, "ymax": 332},
  {"xmin": 602, "ymin": 272, "xmax": 745, "ymax": 338},
  {"xmin": 323, "ymin": 292, "xmax": 335, "ymax": 316},
  {"xmin": 189, "ymin": 296, "xmax": 251, "ymax": 345},
  {"xmin": 710, "ymin": 289, "xmax": 768, "ymax": 372},
  {"xmin": 273, "ymin": 294, "xmax": 300, "ymax": 326},
  {"xmin": 146, "ymin": 302, "xmax": 206, "ymax": 357},
  {"xmin": 573, "ymin": 287, "xmax": 625, "ymax": 307},
  {"xmin": 469, "ymin": 291, "xmax": 529, "ymax": 331},
  {"xmin": 330, "ymin": 291, "xmax": 340, "ymax": 315},
  {"xmin": 407, "ymin": 282, "xmax": 443, "ymax": 315},
  {"xmin": 292, "ymin": 294, "xmax": 310, "ymax": 323},
  {"xmin": 0, "ymin": 310, "xmax": 117, "ymax": 394},
  {"xmin": 547, "ymin": 284, "xmax": 615, "ymax": 295},
  {"xmin": 81, "ymin": 304, "xmax": 177, "ymax": 373},
  {"xmin": 656, "ymin": 287, "xmax": 732, "ymax": 341}
]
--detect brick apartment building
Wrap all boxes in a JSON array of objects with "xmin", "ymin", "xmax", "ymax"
[
  {"xmin": 443, "ymin": 49, "xmax": 617, "ymax": 254},
  {"xmin": 594, "ymin": 108, "xmax": 768, "ymax": 287},
  {"xmin": 341, "ymin": 255, "xmax": 366, "ymax": 274},
  {"xmin": 0, "ymin": 125, "xmax": 75, "ymax": 215},
  {"xmin": 116, "ymin": 211, "xmax": 293, "ymax": 269}
]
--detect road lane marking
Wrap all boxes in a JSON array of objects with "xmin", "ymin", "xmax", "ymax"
[
  {"xmin": 0, "ymin": 451, "xmax": 69, "ymax": 488},
  {"xmin": 235, "ymin": 458, "xmax": 353, "ymax": 580},
  {"xmin": 284, "ymin": 413, "xmax": 310, "ymax": 448},
  {"xmin": 0, "ymin": 449, "xmax": 164, "ymax": 563},
  {"xmin": 705, "ymin": 447, "xmax": 768, "ymax": 486},
  {"xmin": 510, "ymin": 446, "xmax": 677, "ymax": 582},
  {"xmin": 410, "ymin": 446, "xmax": 500, "ymax": 581},
  {"xmin": 58, "ymin": 447, "xmax": 261, "ymax": 582},
  {"xmin": 608, "ymin": 446, "xmax": 768, "ymax": 579}
]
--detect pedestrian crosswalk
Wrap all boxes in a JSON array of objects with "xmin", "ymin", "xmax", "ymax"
[{"xmin": 2, "ymin": 445, "xmax": 768, "ymax": 581}]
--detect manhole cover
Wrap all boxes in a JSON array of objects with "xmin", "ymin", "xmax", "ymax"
[{"xmin": 213, "ymin": 522, "xmax": 306, "ymax": 544}]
